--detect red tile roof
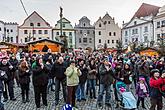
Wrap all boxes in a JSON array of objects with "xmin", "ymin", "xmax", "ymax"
[{"xmin": 133, "ymin": 3, "xmax": 160, "ymax": 18}]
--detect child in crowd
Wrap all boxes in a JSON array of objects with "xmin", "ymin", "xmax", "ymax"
[{"xmin": 136, "ymin": 77, "xmax": 149, "ymax": 109}]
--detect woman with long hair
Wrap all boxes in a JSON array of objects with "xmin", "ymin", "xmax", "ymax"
[{"xmin": 18, "ymin": 60, "xmax": 31, "ymax": 103}]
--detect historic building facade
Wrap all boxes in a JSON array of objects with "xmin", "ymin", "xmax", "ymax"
[
  {"xmin": 18, "ymin": 11, "xmax": 52, "ymax": 43},
  {"xmin": 122, "ymin": 3, "xmax": 160, "ymax": 47},
  {"xmin": 53, "ymin": 18, "xmax": 75, "ymax": 48},
  {"xmin": 154, "ymin": 5, "xmax": 165, "ymax": 44},
  {"xmin": 94, "ymin": 13, "xmax": 121, "ymax": 49},
  {"xmin": 74, "ymin": 16, "xmax": 95, "ymax": 50},
  {"xmin": 0, "ymin": 21, "xmax": 18, "ymax": 43}
]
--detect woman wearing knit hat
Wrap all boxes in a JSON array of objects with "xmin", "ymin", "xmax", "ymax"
[{"xmin": 149, "ymin": 69, "xmax": 165, "ymax": 110}]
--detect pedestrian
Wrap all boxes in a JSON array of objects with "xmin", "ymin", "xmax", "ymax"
[
  {"xmin": 18, "ymin": 60, "xmax": 31, "ymax": 103},
  {"xmin": 149, "ymin": 69, "xmax": 165, "ymax": 110},
  {"xmin": 76, "ymin": 59, "xmax": 88, "ymax": 102},
  {"xmin": 32, "ymin": 56, "xmax": 49, "ymax": 108},
  {"xmin": 97, "ymin": 58, "xmax": 114, "ymax": 107},
  {"xmin": 51, "ymin": 57, "xmax": 67, "ymax": 105},
  {"xmin": 87, "ymin": 59, "xmax": 97, "ymax": 99},
  {"xmin": 65, "ymin": 60, "xmax": 81, "ymax": 108},
  {"xmin": 121, "ymin": 63, "xmax": 133, "ymax": 91},
  {"xmin": 0, "ymin": 57, "xmax": 16, "ymax": 102},
  {"xmin": 136, "ymin": 77, "xmax": 149, "ymax": 109}
]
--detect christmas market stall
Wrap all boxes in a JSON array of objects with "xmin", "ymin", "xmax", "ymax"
[{"xmin": 26, "ymin": 39, "xmax": 63, "ymax": 53}]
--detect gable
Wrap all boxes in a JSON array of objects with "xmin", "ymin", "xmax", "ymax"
[
  {"xmin": 20, "ymin": 11, "xmax": 51, "ymax": 28},
  {"xmin": 124, "ymin": 18, "xmax": 150, "ymax": 28}
]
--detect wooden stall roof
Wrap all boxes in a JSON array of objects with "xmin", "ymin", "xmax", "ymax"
[
  {"xmin": 0, "ymin": 42, "xmax": 27, "ymax": 47},
  {"xmin": 26, "ymin": 39, "xmax": 64, "ymax": 45}
]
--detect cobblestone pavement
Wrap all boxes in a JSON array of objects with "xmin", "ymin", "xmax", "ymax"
[{"xmin": 4, "ymin": 83, "xmax": 165, "ymax": 110}]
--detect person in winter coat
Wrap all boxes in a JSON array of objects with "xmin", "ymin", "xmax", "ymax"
[
  {"xmin": 65, "ymin": 60, "xmax": 81, "ymax": 108},
  {"xmin": 87, "ymin": 59, "xmax": 97, "ymax": 99},
  {"xmin": 149, "ymin": 69, "xmax": 165, "ymax": 110},
  {"xmin": 0, "ymin": 57, "xmax": 16, "ymax": 102},
  {"xmin": 136, "ymin": 77, "xmax": 149, "ymax": 109},
  {"xmin": 32, "ymin": 56, "xmax": 49, "ymax": 108},
  {"xmin": 121, "ymin": 63, "xmax": 133, "ymax": 90},
  {"xmin": 18, "ymin": 60, "xmax": 31, "ymax": 103},
  {"xmin": 97, "ymin": 58, "xmax": 114, "ymax": 107},
  {"xmin": 76, "ymin": 59, "xmax": 88, "ymax": 101},
  {"xmin": 51, "ymin": 57, "xmax": 67, "ymax": 105}
]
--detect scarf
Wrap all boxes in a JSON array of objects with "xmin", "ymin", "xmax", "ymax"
[{"xmin": 140, "ymin": 83, "xmax": 147, "ymax": 93}]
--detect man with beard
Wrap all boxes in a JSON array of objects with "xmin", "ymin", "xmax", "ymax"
[
  {"xmin": 0, "ymin": 57, "xmax": 16, "ymax": 102},
  {"xmin": 51, "ymin": 57, "xmax": 67, "ymax": 105}
]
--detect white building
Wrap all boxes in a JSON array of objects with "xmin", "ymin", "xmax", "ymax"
[
  {"xmin": 94, "ymin": 13, "xmax": 121, "ymax": 49},
  {"xmin": 53, "ymin": 18, "xmax": 75, "ymax": 48},
  {"xmin": 154, "ymin": 5, "xmax": 165, "ymax": 44},
  {"xmin": 19, "ymin": 11, "xmax": 52, "ymax": 43},
  {"xmin": 0, "ymin": 21, "xmax": 18, "ymax": 43},
  {"xmin": 122, "ymin": 3, "xmax": 160, "ymax": 47}
]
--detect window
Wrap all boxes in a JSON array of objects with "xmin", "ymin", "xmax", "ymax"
[
  {"xmin": 89, "ymin": 38, "xmax": 92, "ymax": 43},
  {"xmin": 44, "ymin": 30, "xmax": 48, "ymax": 34},
  {"xmin": 89, "ymin": 40, "xmax": 92, "ymax": 43},
  {"xmin": 38, "ymin": 30, "xmax": 42, "ymax": 34},
  {"xmin": 125, "ymin": 39, "xmax": 128, "ymax": 42},
  {"xmin": 83, "ymin": 23, "xmax": 86, "ymax": 27},
  {"xmin": 98, "ymin": 31, "xmax": 101, "ymax": 35},
  {"xmin": 83, "ymin": 38, "xmax": 87, "ymax": 43},
  {"xmin": 33, "ymin": 38, "xmax": 36, "ymax": 41},
  {"xmin": 11, "ymin": 37, "xmax": 13, "ymax": 42},
  {"xmin": 104, "ymin": 21, "xmax": 107, "ymax": 25},
  {"xmin": 144, "ymin": 36, "xmax": 148, "ymax": 42},
  {"xmin": 11, "ymin": 29, "xmax": 13, "ymax": 32},
  {"xmin": 7, "ymin": 29, "xmax": 9, "ymax": 32},
  {"xmin": 109, "ymin": 32, "xmax": 111, "ymax": 36},
  {"xmin": 63, "ymin": 24, "xmax": 65, "ymax": 28},
  {"xmin": 99, "ymin": 23, "xmax": 101, "ymax": 27},
  {"xmin": 39, "ymin": 37, "xmax": 42, "ymax": 39},
  {"xmin": 37, "ymin": 23, "xmax": 41, "ymax": 26},
  {"xmin": 93, "ymin": 31, "xmax": 95, "ymax": 34},
  {"xmin": 108, "ymin": 21, "xmax": 110, "ymax": 24},
  {"xmin": 24, "ymin": 30, "xmax": 28, "ymax": 34},
  {"xmin": 25, "ymin": 38, "xmax": 28, "ymax": 42},
  {"xmin": 116, "ymin": 40, "xmax": 118, "ymax": 43},
  {"xmin": 87, "ymin": 30, "xmax": 90, "ymax": 34},
  {"xmin": 136, "ymin": 38, "xmax": 138, "ymax": 41},
  {"xmin": 135, "ymin": 29, "xmax": 138, "ymax": 34},
  {"xmin": 80, "ymin": 30, "xmax": 82, "ymax": 34},
  {"xmin": 99, "ymin": 39, "xmax": 101, "ymax": 43},
  {"xmin": 113, "ymin": 32, "xmax": 116, "ymax": 36},
  {"xmin": 33, "ymin": 30, "xmax": 36, "ymax": 34},
  {"xmin": 134, "ymin": 21, "xmax": 137, "ymax": 25},
  {"xmin": 162, "ymin": 20, "xmax": 165, "ymax": 27},
  {"xmin": 132, "ymin": 38, "xmax": 134, "ymax": 42},
  {"xmin": 30, "ymin": 23, "xmax": 34, "ymax": 26},
  {"xmin": 0, "ymin": 28, "xmax": 1, "ymax": 31},
  {"xmin": 112, "ymin": 40, "xmax": 114, "ymax": 43},
  {"xmin": 125, "ymin": 31, "xmax": 128, "ymax": 36},
  {"xmin": 89, "ymin": 38, "xmax": 92, "ymax": 40},
  {"xmin": 157, "ymin": 34, "xmax": 160, "ymax": 40},
  {"xmin": 144, "ymin": 26, "xmax": 148, "ymax": 32},
  {"xmin": 69, "ymin": 32, "xmax": 72, "ymax": 36},
  {"xmin": 132, "ymin": 29, "xmax": 138, "ymax": 34},
  {"xmin": 69, "ymin": 37, "xmax": 72, "ymax": 44},
  {"xmin": 63, "ymin": 32, "xmax": 66, "ymax": 36},
  {"xmin": 108, "ymin": 40, "xmax": 110, "ymax": 44},
  {"xmin": 79, "ymin": 38, "xmax": 81, "ymax": 43},
  {"xmin": 157, "ymin": 22, "xmax": 160, "ymax": 28},
  {"xmin": 56, "ymin": 32, "xmax": 59, "ymax": 35}
]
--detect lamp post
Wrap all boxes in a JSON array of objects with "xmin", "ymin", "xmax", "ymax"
[{"xmin": 160, "ymin": 29, "xmax": 164, "ymax": 55}]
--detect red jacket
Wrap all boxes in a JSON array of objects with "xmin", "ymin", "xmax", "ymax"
[{"xmin": 150, "ymin": 77, "xmax": 165, "ymax": 91}]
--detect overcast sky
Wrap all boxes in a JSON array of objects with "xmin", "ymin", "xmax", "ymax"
[{"xmin": 0, "ymin": 0, "xmax": 164, "ymax": 27}]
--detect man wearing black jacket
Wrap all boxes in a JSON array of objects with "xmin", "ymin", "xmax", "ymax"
[
  {"xmin": 76, "ymin": 59, "xmax": 88, "ymax": 102},
  {"xmin": 0, "ymin": 57, "xmax": 16, "ymax": 102},
  {"xmin": 51, "ymin": 57, "xmax": 67, "ymax": 105}
]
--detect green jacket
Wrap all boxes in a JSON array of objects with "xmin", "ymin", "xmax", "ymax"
[{"xmin": 65, "ymin": 65, "xmax": 81, "ymax": 86}]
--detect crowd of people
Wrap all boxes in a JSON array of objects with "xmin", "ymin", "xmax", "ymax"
[{"xmin": 0, "ymin": 49, "xmax": 164, "ymax": 110}]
